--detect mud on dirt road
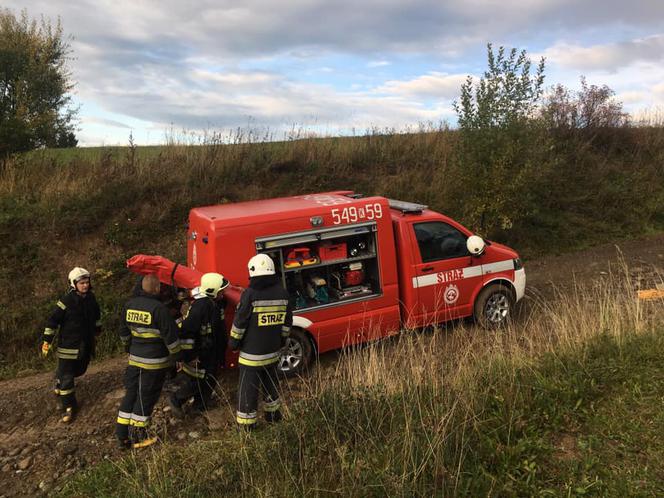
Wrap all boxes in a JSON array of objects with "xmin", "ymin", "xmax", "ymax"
[{"xmin": 0, "ymin": 233, "xmax": 662, "ymax": 496}]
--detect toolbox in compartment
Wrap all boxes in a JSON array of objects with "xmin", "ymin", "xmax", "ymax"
[{"xmin": 318, "ymin": 241, "xmax": 347, "ymax": 261}]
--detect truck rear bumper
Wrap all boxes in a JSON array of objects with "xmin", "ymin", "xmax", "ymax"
[{"xmin": 514, "ymin": 268, "xmax": 526, "ymax": 302}]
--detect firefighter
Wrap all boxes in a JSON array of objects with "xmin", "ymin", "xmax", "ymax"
[
  {"xmin": 41, "ymin": 267, "xmax": 102, "ymax": 423},
  {"xmin": 169, "ymin": 272, "xmax": 229, "ymax": 417},
  {"xmin": 116, "ymin": 274, "xmax": 181, "ymax": 449},
  {"xmin": 229, "ymin": 254, "xmax": 293, "ymax": 429}
]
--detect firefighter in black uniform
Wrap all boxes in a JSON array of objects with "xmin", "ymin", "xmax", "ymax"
[
  {"xmin": 41, "ymin": 267, "xmax": 101, "ymax": 423},
  {"xmin": 116, "ymin": 274, "xmax": 181, "ymax": 449},
  {"xmin": 169, "ymin": 272, "xmax": 229, "ymax": 417},
  {"xmin": 229, "ymin": 254, "xmax": 293, "ymax": 429}
]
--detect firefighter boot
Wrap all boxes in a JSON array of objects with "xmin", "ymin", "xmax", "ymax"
[
  {"xmin": 61, "ymin": 407, "xmax": 75, "ymax": 424},
  {"xmin": 117, "ymin": 438, "xmax": 131, "ymax": 450},
  {"xmin": 168, "ymin": 394, "xmax": 185, "ymax": 419},
  {"xmin": 265, "ymin": 410, "xmax": 282, "ymax": 423}
]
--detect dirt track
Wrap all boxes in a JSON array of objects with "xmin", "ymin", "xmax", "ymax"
[{"xmin": 0, "ymin": 233, "xmax": 662, "ymax": 496}]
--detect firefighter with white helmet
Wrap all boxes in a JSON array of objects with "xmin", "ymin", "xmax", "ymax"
[
  {"xmin": 229, "ymin": 254, "xmax": 293, "ymax": 429},
  {"xmin": 169, "ymin": 272, "xmax": 230, "ymax": 417},
  {"xmin": 41, "ymin": 267, "xmax": 102, "ymax": 423}
]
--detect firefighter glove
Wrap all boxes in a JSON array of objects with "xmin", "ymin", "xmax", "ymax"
[
  {"xmin": 228, "ymin": 337, "xmax": 240, "ymax": 352},
  {"xmin": 40, "ymin": 341, "xmax": 51, "ymax": 358}
]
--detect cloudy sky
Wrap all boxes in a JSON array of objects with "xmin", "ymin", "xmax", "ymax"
[{"xmin": 6, "ymin": 1, "xmax": 664, "ymax": 145}]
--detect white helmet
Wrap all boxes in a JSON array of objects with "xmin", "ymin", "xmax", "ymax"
[
  {"xmin": 248, "ymin": 254, "xmax": 275, "ymax": 277},
  {"xmin": 68, "ymin": 267, "xmax": 90, "ymax": 288},
  {"xmin": 466, "ymin": 235, "xmax": 486, "ymax": 256},
  {"xmin": 200, "ymin": 272, "xmax": 229, "ymax": 298}
]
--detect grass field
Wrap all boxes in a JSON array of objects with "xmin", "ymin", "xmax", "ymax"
[{"xmin": 58, "ymin": 267, "xmax": 664, "ymax": 497}]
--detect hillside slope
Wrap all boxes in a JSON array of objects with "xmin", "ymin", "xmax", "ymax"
[{"xmin": 2, "ymin": 129, "xmax": 663, "ymax": 378}]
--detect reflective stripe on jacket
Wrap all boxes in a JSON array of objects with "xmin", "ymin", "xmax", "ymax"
[
  {"xmin": 230, "ymin": 280, "xmax": 293, "ymax": 367},
  {"xmin": 120, "ymin": 292, "xmax": 181, "ymax": 368}
]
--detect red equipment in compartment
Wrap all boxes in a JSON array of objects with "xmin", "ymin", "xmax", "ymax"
[
  {"xmin": 344, "ymin": 270, "xmax": 364, "ymax": 286},
  {"xmin": 319, "ymin": 241, "xmax": 347, "ymax": 261}
]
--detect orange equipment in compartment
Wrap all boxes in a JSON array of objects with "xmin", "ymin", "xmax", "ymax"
[{"xmin": 284, "ymin": 247, "xmax": 319, "ymax": 268}]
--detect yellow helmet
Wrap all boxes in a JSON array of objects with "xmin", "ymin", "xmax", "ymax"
[
  {"xmin": 68, "ymin": 267, "xmax": 90, "ymax": 288},
  {"xmin": 200, "ymin": 272, "xmax": 229, "ymax": 298}
]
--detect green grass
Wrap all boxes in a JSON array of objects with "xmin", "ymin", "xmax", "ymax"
[
  {"xmin": 54, "ymin": 266, "xmax": 664, "ymax": 496},
  {"xmin": 59, "ymin": 327, "xmax": 664, "ymax": 497}
]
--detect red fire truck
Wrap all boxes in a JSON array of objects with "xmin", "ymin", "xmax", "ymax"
[{"xmin": 185, "ymin": 191, "xmax": 525, "ymax": 374}]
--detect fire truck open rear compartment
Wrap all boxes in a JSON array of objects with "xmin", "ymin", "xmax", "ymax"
[{"xmin": 255, "ymin": 221, "xmax": 382, "ymax": 312}]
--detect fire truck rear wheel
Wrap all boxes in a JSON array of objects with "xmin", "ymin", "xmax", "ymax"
[
  {"xmin": 278, "ymin": 328, "xmax": 314, "ymax": 377},
  {"xmin": 473, "ymin": 284, "xmax": 514, "ymax": 328}
]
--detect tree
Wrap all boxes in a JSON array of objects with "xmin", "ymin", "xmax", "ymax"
[
  {"xmin": 454, "ymin": 44, "xmax": 545, "ymax": 131},
  {"xmin": 541, "ymin": 77, "xmax": 629, "ymax": 130},
  {"xmin": 0, "ymin": 9, "xmax": 77, "ymax": 156},
  {"xmin": 451, "ymin": 44, "xmax": 548, "ymax": 235}
]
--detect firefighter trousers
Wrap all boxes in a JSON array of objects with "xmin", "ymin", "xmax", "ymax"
[
  {"xmin": 115, "ymin": 366, "xmax": 167, "ymax": 442},
  {"xmin": 172, "ymin": 362, "xmax": 216, "ymax": 410},
  {"xmin": 236, "ymin": 363, "xmax": 282, "ymax": 427},
  {"xmin": 54, "ymin": 357, "xmax": 90, "ymax": 410}
]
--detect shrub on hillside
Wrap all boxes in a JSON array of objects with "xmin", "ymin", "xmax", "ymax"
[{"xmin": 453, "ymin": 44, "xmax": 550, "ymax": 236}]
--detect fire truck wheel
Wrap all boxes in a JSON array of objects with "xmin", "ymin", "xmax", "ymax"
[
  {"xmin": 473, "ymin": 284, "xmax": 514, "ymax": 328},
  {"xmin": 278, "ymin": 328, "xmax": 314, "ymax": 377}
]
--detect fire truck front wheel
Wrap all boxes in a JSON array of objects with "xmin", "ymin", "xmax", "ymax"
[
  {"xmin": 473, "ymin": 284, "xmax": 515, "ymax": 328},
  {"xmin": 278, "ymin": 328, "xmax": 314, "ymax": 377}
]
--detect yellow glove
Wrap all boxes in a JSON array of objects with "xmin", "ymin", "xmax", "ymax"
[{"xmin": 41, "ymin": 341, "xmax": 51, "ymax": 358}]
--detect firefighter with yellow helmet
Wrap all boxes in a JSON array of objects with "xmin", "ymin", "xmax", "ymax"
[
  {"xmin": 169, "ymin": 272, "xmax": 229, "ymax": 417},
  {"xmin": 41, "ymin": 267, "xmax": 102, "ymax": 423}
]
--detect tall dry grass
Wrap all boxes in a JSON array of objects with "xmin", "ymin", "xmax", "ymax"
[
  {"xmin": 325, "ymin": 259, "xmax": 656, "ymax": 394},
  {"xmin": 61, "ymin": 263, "xmax": 664, "ymax": 497}
]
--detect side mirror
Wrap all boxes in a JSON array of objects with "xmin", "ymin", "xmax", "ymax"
[{"xmin": 467, "ymin": 235, "xmax": 486, "ymax": 257}]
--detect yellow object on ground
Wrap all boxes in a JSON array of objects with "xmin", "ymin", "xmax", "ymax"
[
  {"xmin": 132, "ymin": 436, "xmax": 158, "ymax": 449},
  {"xmin": 637, "ymin": 289, "xmax": 664, "ymax": 300}
]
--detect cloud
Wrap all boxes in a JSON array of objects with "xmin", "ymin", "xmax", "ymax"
[
  {"xmin": 7, "ymin": 1, "xmax": 663, "ymax": 61},
  {"xmin": 4, "ymin": 0, "xmax": 664, "ymax": 144},
  {"xmin": 81, "ymin": 117, "xmax": 132, "ymax": 129},
  {"xmin": 615, "ymin": 91, "xmax": 648, "ymax": 105},
  {"xmin": 544, "ymin": 35, "xmax": 664, "ymax": 72},
  {"xmin": 377, "ymin": 72, "xmax": 468, "ymax": 99},
  {"xmin": 368, "ymin": 61, "xmax": 391, "ymax": 68}
]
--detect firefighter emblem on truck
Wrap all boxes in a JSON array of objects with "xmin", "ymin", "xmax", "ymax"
[{"xmin": 444, "ymin": 284, "xmax": 459, "ymax": 305}]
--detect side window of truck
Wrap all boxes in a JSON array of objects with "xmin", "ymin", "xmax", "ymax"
[{"xmin": 413, "ymin": 222, "xmax": 468, "ymax": 262}]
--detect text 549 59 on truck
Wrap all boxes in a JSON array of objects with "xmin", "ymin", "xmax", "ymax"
[{"xmin": 188, "ymin": 191, "xmax": 526, "ymax": 374}]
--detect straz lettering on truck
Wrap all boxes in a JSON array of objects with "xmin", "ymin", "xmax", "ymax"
[
  {"xmin": 437, "ymin": 269, "xmax": 463, "ymax": 284},
  {"xmin": 126, "ymin": 309, "xmax": 152, "ymax": 325},
  {"xmin": 258, "ymin": 312, "xmax": 286, "ymax": 326},
  {"xmin": 331, "ymin": 203, "xmax": 383, "ymax": 225}
]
